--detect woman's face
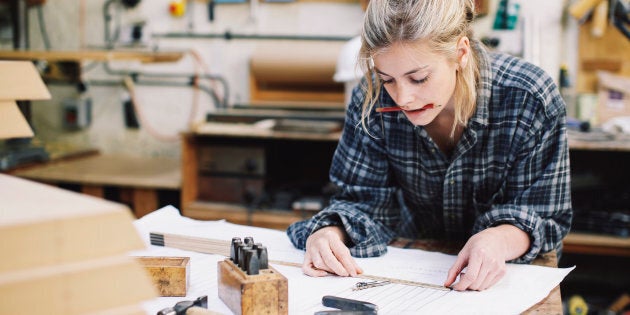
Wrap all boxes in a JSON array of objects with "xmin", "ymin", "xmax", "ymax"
[{"xmin": 373, "ymin": 40, "xmax": 465, "ymax": 126}]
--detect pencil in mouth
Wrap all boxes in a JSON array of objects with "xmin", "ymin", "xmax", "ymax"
[
  {"xmin": 375, "ymin": 106, "xmax": 403, "ymax": 113},
  {"xmin": 376, "ymin": 104, "xmax": 435, "ymax": 113}
]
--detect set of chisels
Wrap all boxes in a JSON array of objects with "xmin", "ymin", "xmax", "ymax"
[{"xmin": 229, "ymin": 236, "xmax": 269, "ymax": 275}]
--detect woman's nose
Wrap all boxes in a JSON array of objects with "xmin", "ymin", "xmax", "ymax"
[{"xmin": 394, "ymin": 83, "xmax": 414, "ymax": 107}]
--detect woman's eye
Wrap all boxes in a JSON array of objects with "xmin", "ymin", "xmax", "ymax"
[
  {"xmin": 381, "ymin": 78, "xmax": 393, "ymax": 84},
  {"xmin": 411, "ymin": 76, "xmax": 429, "ymax": 84}
]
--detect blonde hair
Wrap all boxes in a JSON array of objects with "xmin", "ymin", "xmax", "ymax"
[{"xmin": 359, "ymin": 0, "xmax": 480, "ymax": 137}]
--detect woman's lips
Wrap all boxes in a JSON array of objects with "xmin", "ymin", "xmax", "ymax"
[{"xmin": 376, "ymin": 104, "xmax": 435, "ymax": 113}]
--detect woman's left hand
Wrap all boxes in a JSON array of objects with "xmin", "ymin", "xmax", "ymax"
[{"xmin": 443, "ymin": 224, "xmax": 530, "ymax": 291}]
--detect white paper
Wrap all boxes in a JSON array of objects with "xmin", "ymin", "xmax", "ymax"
[{"xmin": 134, "ymin": 206, "xmax": 573, "ymax": 315}]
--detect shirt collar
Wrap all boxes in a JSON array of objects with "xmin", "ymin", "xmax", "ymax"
[{"xmin": 469, "ymin": 40, "xmax": 492, "ymax": 127}]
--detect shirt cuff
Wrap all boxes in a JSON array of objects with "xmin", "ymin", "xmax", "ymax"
[
  {"xmin": 473, "ymin": 206, "xmax": 543, "ymax": 263},
  {"xmin": 286, "ymin": 212, "xmax": 343, "ymax": 250}
]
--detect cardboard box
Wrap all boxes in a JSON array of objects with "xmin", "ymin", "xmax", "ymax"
[
  {"xmin": 597, "ymin": 71, "xmax": 630, "ymax": 125},
  {"xmin": 0, "ymin": 61, "xmax": 51, "ymax": 139}
]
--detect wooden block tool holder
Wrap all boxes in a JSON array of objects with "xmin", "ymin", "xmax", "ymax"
[{"xmin": 217, "ymin": 259, "xmax": 288, "ymax": 315}]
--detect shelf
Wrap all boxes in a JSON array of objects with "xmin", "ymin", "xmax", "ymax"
[
  {"xmin": 183, "ymin": 201, "xmax": 309, "ymax": 230},
  {"xmin": 0, "ymin": 50, "xmax": 185, "ymax": 63},
  {"xmin": 568, "ymin": 137, "xmax": 630, "ymax": 152},
  {"xmin": 563, "ymin": 232, "xmax": 630, "ymax": 257},
  {"xmin": 193, "ymin": 123, "xmax": 341, "ymax": 141}
]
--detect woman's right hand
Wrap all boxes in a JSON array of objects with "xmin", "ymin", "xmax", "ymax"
[{"xmin": 303, "ymin": 226, "xmax": 363, "ymax": 277}]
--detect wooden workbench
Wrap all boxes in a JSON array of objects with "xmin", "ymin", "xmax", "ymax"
[
  {"xmin": 10, "ymin": 154, "xmax": 181, "ymax": 218},
  {"xmin": 389, "ymin": 239, "xmax": 562, "ymax": 314}
]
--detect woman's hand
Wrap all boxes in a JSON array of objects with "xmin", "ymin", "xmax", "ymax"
[
  {"xmin": 444, "ymin": 224, "xmax": 530, "ymax": 291},
  {"xmin": 303, "ymin": 226, "xmax": 363, "ymax": 277}
]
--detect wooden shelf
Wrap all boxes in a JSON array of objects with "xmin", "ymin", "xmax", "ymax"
[
  {"xmin": 0, "ymin": 50, "xmax": 185, "ymax": 63},
  {"xmin": 194, "ymin": 122, "xmax": 341, "ymax": 141},
  {"xmin": 568, "ymin": 137, "xmax": 630, "ymax": 152},
  {"xmin": 563, "ymin": 232, "xmax": 630, "ymax": 257}
]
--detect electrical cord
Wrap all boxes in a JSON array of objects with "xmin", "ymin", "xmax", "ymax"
[{"xmin": 123, "ymin": 76, "xmax": 180, "ymax": 142}]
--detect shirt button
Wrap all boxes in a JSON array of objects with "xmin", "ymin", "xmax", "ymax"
[{"xmin": 450, "ymin": 180, "xmax": 455, "ymax": 185}]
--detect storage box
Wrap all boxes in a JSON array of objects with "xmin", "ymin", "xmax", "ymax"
[
  {"xmin": 596, "ymin": 71, "xmax": 630, "ymax": 125},
  {"xmin": 136, "ymin": 256, "xmax": 190, "ymax": 297}
]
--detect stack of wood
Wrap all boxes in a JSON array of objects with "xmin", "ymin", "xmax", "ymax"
[{"xmin": 0, "ymin": 174, "xmax": 157, "ymax": 314}]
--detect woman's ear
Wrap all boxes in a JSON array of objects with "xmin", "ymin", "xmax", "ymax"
[{"xmin": 457, "ymin": 36, "xmax": 470, "ymax": 70}]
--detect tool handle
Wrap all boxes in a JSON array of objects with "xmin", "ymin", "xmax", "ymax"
[{"xmin": 322, "ymin": 296, "xmax": 378, "ymax": 312}]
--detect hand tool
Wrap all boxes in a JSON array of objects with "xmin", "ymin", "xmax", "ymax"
[
  {"xmin": 320, "ymin": 295, "xmax": 378, "ymax": 314},
  {"xmin": 157, "ymin": 295, "xmax": 209, "ymax": 315}
]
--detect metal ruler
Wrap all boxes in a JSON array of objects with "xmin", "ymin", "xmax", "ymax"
[{"xmin": 150, "ymin": 232, "xmax": 451, "ymax": 291}]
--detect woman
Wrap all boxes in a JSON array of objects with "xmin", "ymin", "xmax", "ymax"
[{"xmin": 287, "ymin": 0, "xmax": 572, "ymax": 291}]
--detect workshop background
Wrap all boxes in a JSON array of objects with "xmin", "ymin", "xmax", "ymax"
[
  {"xmin": 1, "ymin": 0, "xmax": 629, "ymax": 314},
  {"xmin": 3, "ymin": 0, "xmax": 569, "ymax": 158}
]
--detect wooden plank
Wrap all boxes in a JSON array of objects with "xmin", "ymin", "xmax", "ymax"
[
  {"xmin": 0, "ymin": 173, "xmax": 149, "ymax": 272},
  {"xmin": 0, "ymin": 61, "xmax": 51, "ymax": 101},
  {"xmin": 0, "ymin": 50, "xmax": 185, "ymax": 63},
  {"xmin": 0, "ymin": 255, "xmax": 156, "ymax": 315}
]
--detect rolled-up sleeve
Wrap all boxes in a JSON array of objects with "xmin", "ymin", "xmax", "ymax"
[
  {"xmin": 287, "ymin": 87, "xmax": 400, "ymax": 257},
  {"xmin": 473, "ymin": 98, "xmax": 572, "ymax": 263}
]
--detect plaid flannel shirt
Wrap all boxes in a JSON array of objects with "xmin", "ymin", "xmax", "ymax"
[{"xmin": 286, "ymin": 43, "xmax": 572, "ymax": 263}]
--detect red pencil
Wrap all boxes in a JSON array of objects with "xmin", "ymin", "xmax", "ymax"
[
  {"xmin": 376, "ymin": 104, "xmax": 435, "ymax": 113},
  {"xmin": 375, "ymin": 106, "xmax": 403, "ymax": 113}
]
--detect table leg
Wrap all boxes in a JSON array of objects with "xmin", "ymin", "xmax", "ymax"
[
  {"xmin": 132, "ymin": 188, "xmax": 158, "ymax": 218},
  {"xmin": 81, "ymin": 185, "xmax": 104, "ymax": 198}
]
